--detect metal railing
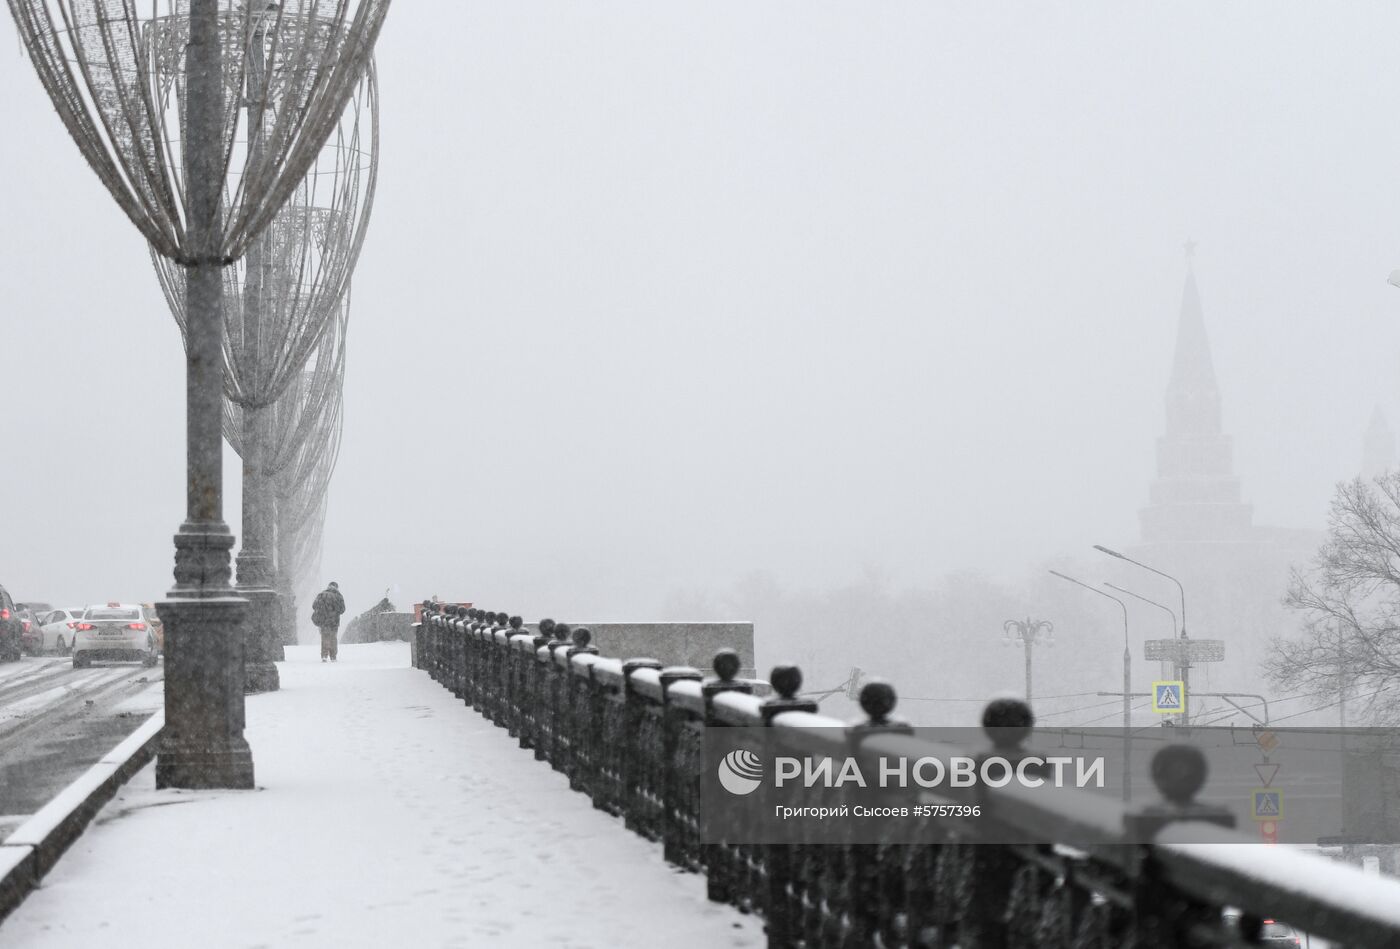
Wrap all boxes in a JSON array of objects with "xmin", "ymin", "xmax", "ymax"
[{"xmin": 413, "ymin": 603, "xmax": 1400, "ymax": 948}]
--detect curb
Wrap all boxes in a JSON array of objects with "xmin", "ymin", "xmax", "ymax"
[{"xmin": 0, "ymin": 710, "xmax": 164, "ymax": 923}]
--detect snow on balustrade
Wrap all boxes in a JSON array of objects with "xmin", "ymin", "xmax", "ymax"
[{"xmin": 412, "ymin": 599, "xmax": 1400, "ymax": 948}]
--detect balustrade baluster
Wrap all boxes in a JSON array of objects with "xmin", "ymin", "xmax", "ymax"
[
  {"xmin": 544, "ymin": 624, "xmax": 572, "ymax": 769},
  {"xmin": 760, "ymin": 665, "xmax": 818, "ymax": 947},
  {"xmin": 453, "ymin": 607, "xmax": 469, "ymax": 699},
  {"xmin": 700, "ymin": 650, "xmax": 753, "ymax": 906},
  {"xmin": 659, "ymin": 665, "xmax": 704, "ymax": 869},
  {"xmin": 844, "ymin": 680, "xmax": 912, "ymax": 949},
  {"xmin": 620, "ymin": 658, "xmax": 662, "ymax": 828},
  {"xmin": 504, "ymin": 616, "xmax": 526, "ymax": 737},
  {"xmin": 522, "ymin": 619, "xmax": 555, "ymax": 752},
  {"xmin": 565, "ymin": 628, "xmax": 599, "ymax": 793}
]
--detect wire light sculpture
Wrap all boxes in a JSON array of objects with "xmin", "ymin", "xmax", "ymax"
[
  {"xmin": 8, "ymin": 0, "xmax": 389, "ymax": 263},
  {"xmin": 152, "ymin": 61, "xmax": 377, "ymax": 411},
  {"xmin": 6, "ymin": 0, "xmax": 390, "ymax": 788},
  {"xmin": 274, "ymin": 345, "xmax": 346, "ymax": 642},
  {"xmin": 277, "ymin": 371, "xmax": 344, "ymax": 571},
  {"xmin": 282, "ymin": 491, "xmax": 329, "ymax": 641},
  {"xmin": 285, "ymin": 468, "xmax": 335, "ymax": 608},
  {"xmin": 148, "ymin": 51, "xmax": 375, "ymax": 692},
  {"xmin": 226, "ymin": 296, "xmax": 349, "ymax": 648},
  {"xmin": 224, "ymin": 295, "xmax": 348, "ymax": 473}
]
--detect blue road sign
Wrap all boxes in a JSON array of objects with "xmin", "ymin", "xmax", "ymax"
[
  {"xmin": 1251, "ymin": 789, "xmax": 1283, "ymax": 821},
  {"xmin": 1152, "ymin": 680, "xmax": 1185, "ymax": 713}
]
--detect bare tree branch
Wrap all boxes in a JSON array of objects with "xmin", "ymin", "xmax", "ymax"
[{"xmin": 1270, "ymin": 473, "xmax": 1400, "ymax": 722}]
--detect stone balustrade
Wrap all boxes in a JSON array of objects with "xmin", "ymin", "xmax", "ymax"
[{"xmin": 412, "ymin": 601, "xmax": 1400, "ymax": 948}]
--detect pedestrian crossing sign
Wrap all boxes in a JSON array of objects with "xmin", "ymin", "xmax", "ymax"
[
  {"xmin": 1152, "ymin": 680, "xmax": 1185, "ymax": 713},
  {"xmin": 1251, "ymin": 789, "xmax": 1283, "ymax": 821}
]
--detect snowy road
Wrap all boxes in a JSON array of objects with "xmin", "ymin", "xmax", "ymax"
[
  {"xmin": 0, "ymin": 657, "xmax": 162, "ymax": 839},
  {"xmin": 2, "ymin": 643, "xmax": 762, "ymax": 948}
]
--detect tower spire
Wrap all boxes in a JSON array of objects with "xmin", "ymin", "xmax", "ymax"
[
  {"xmin": 1139, "ymin": 255, "xmax": 1253, "ymax": 545},
  {"xmin": 1165, "ymin": 267, "xmax": 1220, "ymax": 436}
]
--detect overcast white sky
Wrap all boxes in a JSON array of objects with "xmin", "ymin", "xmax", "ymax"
[{"xmin": 3, "ymin": 2, "xmax": 1400, "ymax": 622}]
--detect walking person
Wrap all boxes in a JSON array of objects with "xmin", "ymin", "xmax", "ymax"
[{"xmin": 313, "ymin": 582, "xmax": 347, "ymax": 662}]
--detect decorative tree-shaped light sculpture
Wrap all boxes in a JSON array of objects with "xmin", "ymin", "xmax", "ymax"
[
  {"xmin": 6, "ymin": 0, "xmax": 390, "ymax": 788},
  {"xmin": 152, "ymin": 57, "xmax": 378, "ymax": 694},
  {"xmin": 225, "ymin": 294, "xmax": 349, "ymax": 652},
  {"xmin": 275, "ymin": 349, "xmax": 345, "ymax": 638},
  {"xmin": 286, "ymin": 492, "xmax": 330, "ymax": 635}
]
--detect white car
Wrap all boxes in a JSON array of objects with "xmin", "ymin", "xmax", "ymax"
[
  {"xmin": 36, "ymin": 608, "xmax": 84, "ymax": 655},
  {"xmin": 72, "ymin": 603, "xmax": 159, "ymax": 668}
]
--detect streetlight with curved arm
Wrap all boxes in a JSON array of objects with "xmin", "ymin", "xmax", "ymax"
[
  {"xmin": 1095, "ymin": 545, "xmax": 1204, "ymax": 724},
  {"xmin": 1049, "ymin": 569, "xmax": 1132, "ymax": 802},
  {"xmin": 1093, "ymin": 545, "xmax": 1187, "ymax": 640}
]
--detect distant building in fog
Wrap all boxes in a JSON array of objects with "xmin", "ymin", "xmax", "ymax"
[
  {"xmin": 1122, "ymin": 258, "xmax": 1320, "ymax": 700},
  {"xmin": 1139, "ymin": 268, "xmax": 1254, "ymax": 546}
]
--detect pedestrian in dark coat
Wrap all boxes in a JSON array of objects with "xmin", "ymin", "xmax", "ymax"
[{"xmin": 312, "ymin": 582, "xmax": 347, "ymax": 662}]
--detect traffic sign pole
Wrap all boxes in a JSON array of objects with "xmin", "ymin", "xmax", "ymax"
[
  {"xmin": 1181, "ymin": 652, "xmax": 1189, "ymax": 725},
  {"xmin": 1143, "ymin": 638, "xmax": 1224, "ymax": 725}
]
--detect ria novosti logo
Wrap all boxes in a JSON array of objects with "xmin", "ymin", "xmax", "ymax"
[
  {"xmin": 714, "ymin": 748, "xmax": 1106, "ymax": 796},
  {"xmin": 717, "ymin": 749, "xmax": 763, "ymax": 795}
]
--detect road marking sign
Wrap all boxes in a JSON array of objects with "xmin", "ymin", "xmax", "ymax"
[
  {"xmin": 1253, "ymin": 763, "xmax": 1280, "ymax": 787},
  {"xmin": 1251, "ymin": 789, "xmax": 1283, "ymax": 821},
  {"xmin": 1152, "ymin": 680, "xmax": 1185, "ymax": 713}
]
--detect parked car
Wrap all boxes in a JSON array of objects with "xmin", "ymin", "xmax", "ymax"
[
  {"xmin": 0, "ymin": 586, "xmax": 22, "ymax": 662},
  {"xmin": 72, "ymin": 603, "xmax": 159, "ymax": 668},
  {"xmin": 36, "ymin": 608, "xmax": 84, "ymax": 655},
  {"xmin": 17, "ymin": 607, "xmax": 44, "ymax": 655},
  {"xmin": 1258, "ymin": 920, "xmax": 1301, "ymax": 946},
  {"xmin": 17, "ymin": 602, "xmax": 55, "ymax": 654},
  {"xmin": 139, "ymin": 603, "xmax": 164, "ymax": 655},
  {"xmin": 1224, "ymin": 912, "xmax": 1302, "ymax": 946}
]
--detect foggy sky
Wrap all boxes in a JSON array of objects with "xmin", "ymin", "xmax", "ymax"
[{"xmin": 3, "ymin": 3, "xmax": 1399, "ymax": 632}]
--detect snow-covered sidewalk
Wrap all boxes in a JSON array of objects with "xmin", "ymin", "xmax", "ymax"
[{"xmin": 3, "ymin": 643, "xmax": 761, "ymax": 948}]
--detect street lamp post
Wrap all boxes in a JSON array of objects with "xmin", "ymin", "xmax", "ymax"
[
  {"xmin": 6, "ymin": 0, "xmax": 390, "ymax": 790},
  {"xmin": 1049, "ymin": 570, "xmax": 1132, "ymax": 802},
  {"xmin": 1104, "ymin": 581, "xmax": 1177, "ymax": 726},
  {"xmin": 235, "ymin": 9, "xmax": 277, "ymax": 694},
  {"xmin": 155, "ymin": 0, "xmax": 255, "ymax": 788},
  {"xmin": 1094, "ymin": 545, "xmax": 1192, "ymax": 724},
  {"xmin": 1002, "ymin": 618, "xmax": 1054, "ymax": 703}
]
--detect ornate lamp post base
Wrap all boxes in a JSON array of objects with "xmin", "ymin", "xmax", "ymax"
[
  {"xmin": 156, "ymin": 593, "xmax": 255, "ymax": 790},
  {"xmin": 240, "ymin": 587, "xmax": 282, "ymax": 693},
  {"xmin": 156, "ymin": 738, "xmax": 254, "ymax": 791}
]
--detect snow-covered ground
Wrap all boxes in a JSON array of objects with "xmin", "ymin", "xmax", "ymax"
[{"xmin": 3, "ymin": 642, "xmax": 761, "ymax": 948}]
